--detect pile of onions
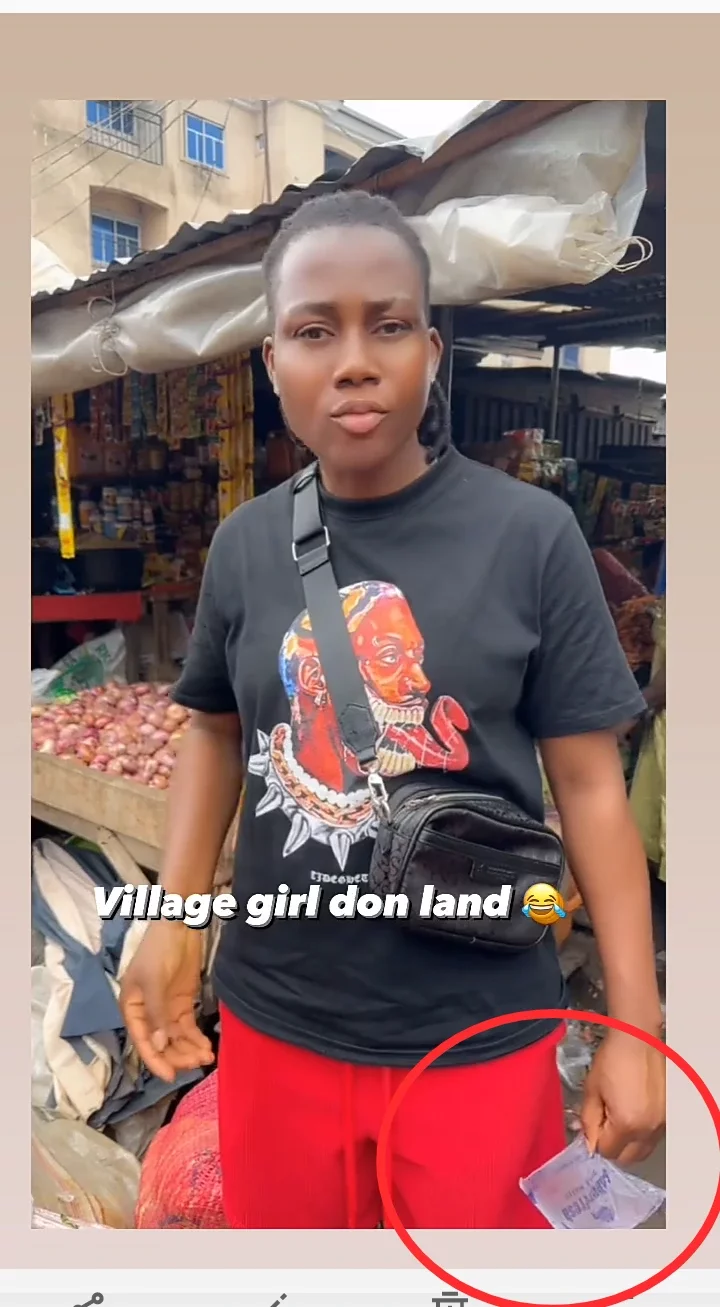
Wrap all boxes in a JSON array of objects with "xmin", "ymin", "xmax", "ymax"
[{"xmin": 31, "ymin": 682, "xmax": 190, "ymax": 789}]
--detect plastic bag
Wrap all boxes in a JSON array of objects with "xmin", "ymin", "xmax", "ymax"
[
  {"xmin": 32, "ymin": 1109, "xmax": 140, "ymax": 1228},
  {"xmin": 557, "ymin": 1020, "xmax": 594, "ymax": 1091},
  {"xmin": 31, "ymin": 630, "xmax": 126, "ymax": 703},
  {"xmin": 109, "ymin": 1096, "xmax": 177, "ymax": 1162},
  {"xmin": 520, "ymin": 1135, "xmax": 665, "ymax": 1230}
]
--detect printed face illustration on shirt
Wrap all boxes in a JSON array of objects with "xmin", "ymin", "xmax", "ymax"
[{"xmin": 247, "ymin": 580, "xmax": 470, "ymax": 869}]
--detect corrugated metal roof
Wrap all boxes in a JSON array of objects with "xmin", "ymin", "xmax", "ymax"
[
  {"xmin": 30, "ymin": 139, "xmax": 426, "ymax": 309},
  {"xmin": 465, "ymin": 365, "xmax": 666, "ymax": 394},
  {"xmin": 453, "ymin": 271, "xmax": 666, "ymax": 353}
]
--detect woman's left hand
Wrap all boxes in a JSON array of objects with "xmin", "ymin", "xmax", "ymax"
[{"xmin": 580, "ymin": 1029, "xmax": 666, "ymax": 1166}]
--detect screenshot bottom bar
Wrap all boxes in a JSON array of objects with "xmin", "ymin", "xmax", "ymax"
[{"xmin": 8, "ymin": 1295, "xmax": 720, "ymax": 1307}]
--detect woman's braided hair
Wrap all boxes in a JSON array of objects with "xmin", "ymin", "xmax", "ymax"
[{"xmin": 262, "ymin": 190, "xmax": 452, "ymax": 463}]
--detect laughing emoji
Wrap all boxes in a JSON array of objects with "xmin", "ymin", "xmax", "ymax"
[{"xmin": 522, "ymin": 883, "xmax": 566, "ymax": 925}]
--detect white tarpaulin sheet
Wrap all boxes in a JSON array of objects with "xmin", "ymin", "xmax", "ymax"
[
  {"xmin": 31, "ymin": 238, "xmax": 76, "ymax": 297},
  {"xmin": 31, "ymin": 100, "xmax": 648, "ymax": 400}
]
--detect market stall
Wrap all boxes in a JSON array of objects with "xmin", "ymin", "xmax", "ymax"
[
  {"xmin": 580, "ymin": 444, "xmax": 666, "ymax": 692},
  {"xmin": 29, "ymin": 343, "xmax": 305, "ymax": 949},
  {"xmin": 31, "ymin": 357, "xmax": 254, "ymax": 905},
  {"xmin": 460, "ymin": 391, "xmax": 666, "ymax": 950},
  {"xmin": 460, "ymin": 419, "xmax": 665, "ymax": 681}
]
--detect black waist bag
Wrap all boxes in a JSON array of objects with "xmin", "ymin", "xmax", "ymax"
[{"xmin": 291, "ymin": 462, "xmax": 566, "ymax": 951}]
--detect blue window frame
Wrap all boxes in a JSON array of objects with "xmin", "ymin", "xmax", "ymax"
[
  {"xmin": 91, "ymin": 214, "xmax": 140, "ymax": 266},
  {"xmin": 86, "ymin": 100, "xmax": 135, "ymax": 137},
  {"xmin": 185, "ymin": 113, "xmax": 225, "ymax": 171}
]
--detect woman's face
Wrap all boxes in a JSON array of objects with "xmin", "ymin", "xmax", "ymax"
[{"xmin": 263, "ymin": 225, "xmax": 442, "ymax": 483}]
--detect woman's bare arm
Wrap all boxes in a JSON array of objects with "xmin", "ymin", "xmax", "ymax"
[
  {"xmin": 541, "ymin": 729, "xmax": 661, "ymax": 1035},
  {"xmin": 161, "ymin": 709, "xmax": 244, "ymax": 897},
  {"xmin": 541, "ymin": 729, "xmax": 664, "ymax": 1162}
]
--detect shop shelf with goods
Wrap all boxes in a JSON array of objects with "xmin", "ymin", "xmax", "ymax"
[
  {"xmin": 574, "ymin": 445, "xmax": 665, "ymax": 691},
  {"xmin": 575, "ymin": 446, "xmax": 666, "ymax": 561},
  {"xmin": 462, "ymin": 426, "xmax": 580, "ymax": 504},
  {"xmin": 31, "ymin": 350, "xmax": 256, "ymax": 681}
]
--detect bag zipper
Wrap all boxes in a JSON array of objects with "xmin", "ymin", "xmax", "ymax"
[{"xmin": 418, "ymin": 826, "xmax": 563, "ymax": 876}]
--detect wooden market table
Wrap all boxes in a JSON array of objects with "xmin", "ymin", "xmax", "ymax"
[{"xmin": 32, "ymin": 752, "xmax": 236, "ymax": 889}]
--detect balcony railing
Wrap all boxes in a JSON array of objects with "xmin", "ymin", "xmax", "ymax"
[{"xmin": 86, "ymin": 103, "xmax": 164, "ymax": 166}]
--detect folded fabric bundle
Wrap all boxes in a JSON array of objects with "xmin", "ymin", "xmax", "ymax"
[{"xmin": 31, "ymin": 836, "xmax": 202, "ymax": 1128}]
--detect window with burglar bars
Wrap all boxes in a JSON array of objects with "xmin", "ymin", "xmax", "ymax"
[
  {"xmin": 87, "ymin": 100, "xmax": 135, "ymax": 136},
  {"xmin": 91, "ymin": 214, "xmax": 141, "ymax": 267},
  {"xmin": 85, "ymin": 100, "xmax": 164, "ymax": 165},
  {"xmin": 185, "ymin": 113, "xmax": 225, "ymax": 171}
]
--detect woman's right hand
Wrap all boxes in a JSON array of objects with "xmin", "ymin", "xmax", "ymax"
[{"xmin": 119, "ymin": 920, "xmax": 215, "ymax": 1083}]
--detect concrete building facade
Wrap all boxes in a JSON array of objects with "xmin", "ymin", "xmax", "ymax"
[{"xmin": 32, "ymin": 98, "xmax": 398, "ymax": 280}]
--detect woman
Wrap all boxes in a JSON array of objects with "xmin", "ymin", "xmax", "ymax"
[{"xmin": 120, "ymin": 191, "xmax": 665, "ymax": 1230}]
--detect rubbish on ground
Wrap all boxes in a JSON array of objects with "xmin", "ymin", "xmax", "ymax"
[{"xmin": 520, "ymin": 1135, "xmax": 666, "ymax": 1230}]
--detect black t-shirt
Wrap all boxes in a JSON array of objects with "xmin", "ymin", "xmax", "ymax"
[{"xmin": 173, "ymin": 448, "xmax": 645, "ymax": 1067}]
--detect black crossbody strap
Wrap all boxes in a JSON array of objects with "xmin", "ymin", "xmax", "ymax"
[{"xmin": 291, "ymin": 463, "xmax": 379, "ymax": 771}]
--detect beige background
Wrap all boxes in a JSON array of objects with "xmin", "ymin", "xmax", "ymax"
[{"xmin": 12, "ymin": 11, "xmax": 717, "ymax": 1284}]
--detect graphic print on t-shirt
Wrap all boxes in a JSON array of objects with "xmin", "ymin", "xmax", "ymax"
[{"xmin": 247, "ymin": 580, "xmax": 470, "ymax": 868}]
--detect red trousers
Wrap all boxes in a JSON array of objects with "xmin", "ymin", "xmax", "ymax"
[{"xmin": 217, "ymin": 1005, "xmax": 567, "ymax": 1229}]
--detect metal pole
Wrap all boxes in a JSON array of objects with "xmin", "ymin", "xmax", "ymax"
[{"xmin": 548, "ymin": 344, "xmax": 561, "ymax": 443}]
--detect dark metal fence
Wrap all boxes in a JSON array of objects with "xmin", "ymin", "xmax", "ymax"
[{"xmin": 452, "ymin": 387, "xmax": 657, "ymax": 464}]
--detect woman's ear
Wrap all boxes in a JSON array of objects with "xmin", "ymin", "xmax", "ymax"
[
  {"xmin": 428, "ymin": 326, "xmax": 443, "ymax": 386},
  {"xmin": 262, "ymin": 337, "xmax": 278, "ymax": 395}
]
